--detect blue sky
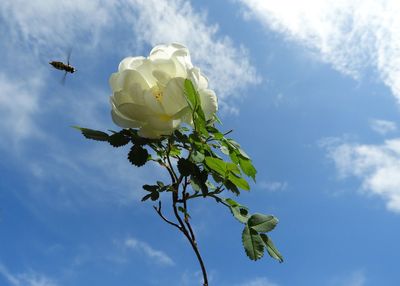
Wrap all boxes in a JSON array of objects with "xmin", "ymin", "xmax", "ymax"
[{"xmin": 1, "ymin": 0, "xmax": 400, "ymax": 285}]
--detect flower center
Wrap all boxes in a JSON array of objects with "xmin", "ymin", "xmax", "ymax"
[{"xmin": 151, "ymin": 86, "xmax": 163, "ymax": 102}]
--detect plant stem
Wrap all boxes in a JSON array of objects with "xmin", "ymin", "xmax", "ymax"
[{"xmin": 172, "ymin": 191, "xmax": 208, "ymax": 286}]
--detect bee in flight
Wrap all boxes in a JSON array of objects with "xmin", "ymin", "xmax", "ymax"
[
  {"xmin": 49, "ymin": 61, "xmax": 76, "ymax": 73},
  {"xmin": 49, "ymin": 50, "xmax": 76, "ymax": 83}
]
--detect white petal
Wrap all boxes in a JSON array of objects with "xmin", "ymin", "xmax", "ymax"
[
  {"xmin": 147, "ymin": 115, "xmax": 175, "ymax": 131},
  {"xmin": 118, "ymin": 56, "xmax": 146, "ymax": 72},
  {"xmin": 115, "ymin": 102, "xmax": 153, "ymax": 122},
  {"xmin": 138, "ymin": 125, "xmax": 173, "ymax": 139},
  {"xmin": 143, "ymin": 89, "xmax": 165, "ymax": 114},
  {"xmin": 135, "ymin": 59, "xmax": 157, "ymax": 87},
  {"xmin": 161, "ymin": 78, "xmax": 188, "ymax": 116},
  {"xmin": 111, "ymin": 102, "xmax": 142, "ymax": 128},
  {"xmin": 109, "ymin": 69, "xmax": 149, "ymax": 94},
  {"xmin": 189, "ymin": 67, "xmax": 209, "ymax": 90},
  {"xmin": 199, "ymin": 89, "xmax": 218, "ymax": 120}
]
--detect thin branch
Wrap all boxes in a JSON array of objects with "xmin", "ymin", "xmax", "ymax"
[
  {"xmin": 182, "ymin": 178, "xmax": 196, "ymax": 243},
  {"xmin": 153, "ymin": 201, "xmax": 181, "ymax": 230}
]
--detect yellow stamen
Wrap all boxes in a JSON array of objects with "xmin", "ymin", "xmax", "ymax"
[{"xmin": 152, "ymin": 86, "xmax": 163, "ymax": 102}]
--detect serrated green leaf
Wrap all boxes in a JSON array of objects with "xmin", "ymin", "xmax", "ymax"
[
  {"xmin": 204, "ymin": 157, "xmax": 226, "ymax": 176},
  {"xmin": 225, "ymin": 198, "xmax": 250, "ymax": 223},
  {"xmin": 260, "ymin": 234, "xmax": 284, "ymax": 263},
  {"xmin": 108, "ymin": 132, "xmax": 130, "ymax": 147},
  {"xmin": 190, "ymin": 169, "xmax": 208, "ymax": 197},
  {"xmin": 150, "ymin": 191, "xmax": 159, "ymax": 201},
  {"xmin": 191, "ymin": 150, "xmax": 205, "ymax": 163},
  {"xmin": 184, "ymin": 79, "xmax": 199, "ymax": 111},
  {"xmin": 248, "ymin": 213, "xmax": 278, "ymax": 233},
  {"xmin": 228, "ymin": 172, "xmax": 250, "ymax": 191},
  {"xmin": 238, "ymin": 156, "xmax": 257, "ymax": 181},
  {"xmin": 226, "ymin": 162, "xmax": 241, "ymax": 176},
  {"xmin": 220, "ymin": 146, "xmax": 229, "ymax": 155},
  {"xmin": 177, "ymin": 158, "xmax": 196, "ymax": 176},
  {"xmin": 143, "ymin": 185, "xmax": 158, "ymax": 192},
  {"xmin": 128, "ymin": 145, "xmax": 149, "ymax": 167},
  {"xmin": 73, "ymin": 126, "xmax": 109, "ymax": 141},
  {"xmin": 169, "ymin": 145, "xmax": 181, "ymax": 157},
  {"xmin": 225, "ymin": 198, "xmax": 239, "ymax": 207},
  {"xmin": 242, "ymin": 225, "xmax": 265, "ymax": 261},
  {"xmin": 141, "ymin": 193, "xmax": 152, "ymax": 202},
  {"xmin": 224, "ymin": 180, "xmax": 240, "ymax": 195}
]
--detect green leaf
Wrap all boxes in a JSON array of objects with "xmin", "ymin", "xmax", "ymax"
[
  {"xmin": 73, "ymin": 126, "xmax": 109, "ymax": 141},
  {"xmin": 150, "ymin": 191, "xmax": 159, "ymax": 201},
  {"xmin": 109, "ymin": 132, "xmax": 130, "ymax": 147},
  {"xmin": 242, "ymin": 225, "xmax": 265, "ymax": 261},
  {"xmin": 260, "ymin": 234, "xmax": 284, "ymax": 263},
  {"xmin": 226, "ymin": 162, "xmax": 241, "ymax": 176},
  {"xmin": 141, "ymin": 193, "xmax": 152, "ymax": 202},
  {"xmin": 190, "ymin": 169, "xmax": 208, "ymax": 197},
  {"xmin": 128, "ymin": 145, "xmax": 149, "ymax": 167},
  {"xmin": 225, "ymin": 198, "xmax": 249, "ymax": 223},
  {"xmin": 204, "ymin": 157, "xmax": 226, "ymax": 176},
  {"xmin": 248, "ymin": 213, "xmax": 278, "ymax": 233},
  {"xmin": 177, "ymin": 158, "xmax": 196, "ymax": 177},
  {"xmin": 191, "ymin": 150, "xmax": 205, "ymax": 163},
  {"xmin": 184, "ymin": 79, "xmax": 199, "ymax": 111},
  {"xmin": 224, "ymin": 179, "xmax": 240, "ymax": 195},
  {"xmin": 227, "ymin": 172, "xmax": 250, "ymax": 191},
  {"xmin": 238, "ymin": 156, "xmax": 257, "ymax": 181},
  {"xmin": 220, "ymin": 146, "xmax": 230, "ymax": 155},
  {"xmin": 142, "ymin": 185, "xmax": 158, "ymax": 192}
]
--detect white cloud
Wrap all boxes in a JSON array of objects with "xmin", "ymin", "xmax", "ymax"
[
  {"xmin": 125, "ymin": 237, "xmax": 174, "ymax": 266},
  {"xmin": 239, "ymin": 277, "xmax": 279, "ymax": 286},
  {"xmin": 0, "ymin": 0, "xmax": 260, "ymax": 207},
  {"xmin": 0, "ymin": 74, "xmax": 43, "ymax": 149},
  {"xmin": 0, "ymin": 263, "xmax": 58, "ymax": 286},
  {"xmin": 124, "ymin": 0, "xmax": 260, "ymax": 108},
  {"xmin": 325, "ymin": 137, "xmax": 400, "ymax": 212},
  {"xmin": 370, "ymin": 119, "xmax": 397, "ymax": 135},
  {"xmin": 239, "ymin": 0, "xmax": 400, "ymax": 103},
  {"xmin": 328, "ymin": 270, "xmax": 366, "ymax": 286},
  {"xmin": 259, "ymin": 180, "xmax": 288, "ymax": 192}
]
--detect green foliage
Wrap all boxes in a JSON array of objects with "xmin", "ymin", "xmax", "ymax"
[
  {"xmin": 74, "ymin": 79, "xmax": 282, "ymax": 266},
  {"xmin": 73, "ymin": 126, "xmax": 109, "ymax": 141},
  {"xmin": 128, "ymin": 145, "xmax": 149, "ymax": 167},
  {"xmin": 242, "ymin": 225, "xmax": 265, "ymax": 260},
  {"xmin": 248, "ymin": 213, "xmax": 278, "ymax": 233},
  {"xmin": 260, "ymin": 234, "xmax": 284, "ymax": 263}
]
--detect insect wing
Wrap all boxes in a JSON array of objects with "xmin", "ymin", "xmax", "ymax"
[{"xmin": 61, "ymin": 71, "xmax": 68, "ymax": 85}]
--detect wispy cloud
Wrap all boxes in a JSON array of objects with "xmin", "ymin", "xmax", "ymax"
[
  {"xmin": 239, "ymin": 277, "xmax": 279, "ymax": 286},
  {"xmin": 370, "ymin": 119, "xmax": 397, "ymax": 135},
  {"xmin": 239, "ymin": 0, "xmax": 400, "ymax": 103},
  {"xmin": 0, "ymin": 0, "xmax": 260, "ymax": 208},
  {"xmin": 324, "ymin": 137, "xmax": 400, "ymax": 213},
  {"xmin": 0, "ymin": 263, "xmax": 58, "ymax": 286},
  {"xmin": 259, "ymin": 180, "xmax": 287, "ymax": 192},
  {"xmin": 123, "ymin": 0, "xmax": 261, "ymax": 111},
  {"xmin": 0, "ymin": 73, "xmax": 43, "ymax": 149},
  {"xmin": 124, "ymin": 237, "xmax": 174, "ymax": 266},
  {"xmin": 328, "ymin": 270, "xmax": 366, "ymax": 286}
]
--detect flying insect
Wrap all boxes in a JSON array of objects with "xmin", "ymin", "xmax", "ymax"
[{"xmin": 49, "ymin": 50, "xmax": 76, "ymax": 83}]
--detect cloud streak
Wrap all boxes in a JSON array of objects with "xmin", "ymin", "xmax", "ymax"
[
  {"xmin": 239, "ymin": 0, "xmax": 400, "ymax": 103},
  {"xmin": 125, "ymin": 237, "xmax": 175, "ymax": 266},
  {"xmin": 0, "ymin": 263, "xmax": 58, "ymax": 286},
  {"xmin": 325, "ymin": 137, "xmax": 400, "ymax": 213}
]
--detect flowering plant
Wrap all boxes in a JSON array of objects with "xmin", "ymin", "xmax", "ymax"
[{"xmin": 75, "ymin": 43, "xmax": 282, "ymax": 286}]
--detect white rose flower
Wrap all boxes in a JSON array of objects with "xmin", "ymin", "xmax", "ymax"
[{"xmin": 109, "ymin": 43, "xmax": 218, "ymax": 138}]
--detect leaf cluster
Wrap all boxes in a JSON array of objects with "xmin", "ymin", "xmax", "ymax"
[{"xmin": 73, "ymin": 79, "xmax": 283, "ymax": 264}]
